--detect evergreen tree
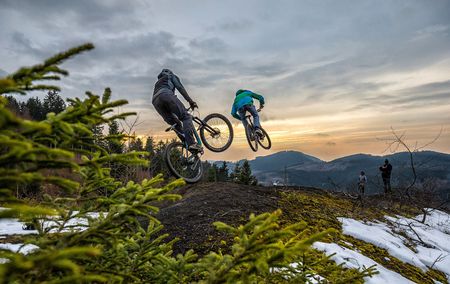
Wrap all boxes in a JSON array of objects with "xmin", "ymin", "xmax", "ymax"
[
  {"xmin": 25, "ymin": 97, "xmax": 45, "ymax": 120},
  {"xmin": 3, "ymin": 95, "xmax": 21, "ymax": 116},
  {"xmin": 145, "ymin": 136, "xmax": 155, "ymax": 156},
  {"xmin": 129, "ymin": 137, "xmax": 144, "ymax": 152},
  {"xmin": 230, "ymin": 162, "xmax": 241, "ymax": 182},
  {"xmin": 201, "ymin": 161, "xmax": 212, "ymax": 181},
  {"xmin": 236, "ymin": 160, "xmax": 258, "ymax": 185},
  {"xmin": 107, "ymin": 120, "xmax": 124, "ymax": 180},
  {"xmin": 42, "ymin": 90, "xmax": 66, "ymax": 115},
  {"xmin": 217, "ymin": 161, "xmax": 229, "ymax": 182},
  {"xmin": 144, "ymin": 136, "xmax": 156, "ymax": 177},
  {"xmin": 107, "ymin": 120, "xmax": 123, "ymax": 154},
  {"xmin": 145, "ymin": 139, "xmax": 170, "ymax": 178},
  {"xmin": 207, "ymin": 164, "xmax": 219, "ymax": 182},
  {"xmin": 91, "ymin": 124, "xmax": 107, "ymax": 150}
]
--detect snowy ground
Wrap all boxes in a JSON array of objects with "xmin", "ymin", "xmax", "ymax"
[
  {"xmin": 0, "ymin": 210, "xmax": 102, "ymax": 235},
  {"xmin": 313, "ymin": 209, "xmax": 450, "ymax": 283},
  {"xmin": 0, "ymin": 243, "xmax": 39, "ymax": 254},
  {"xmin": 0, "ymin": 209, "xmax": 102, "ymax": 255},
  {"xmin": 313, "ymin": 242, "xmax": 415, "ymax": 284}
]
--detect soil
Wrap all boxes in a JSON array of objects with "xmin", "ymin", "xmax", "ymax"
[{"xmin": 155, "ymin": 182, "xmax": 282, "ymax": 255}]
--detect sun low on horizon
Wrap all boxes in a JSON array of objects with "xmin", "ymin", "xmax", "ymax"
[{"xmin": 1, "ymin": 0, "xmax": 449, "ymax": 162}]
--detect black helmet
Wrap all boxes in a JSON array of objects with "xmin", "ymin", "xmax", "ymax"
[{"xmin": 158, "ymin": 68, "xmax": 173, "ymax": 79}]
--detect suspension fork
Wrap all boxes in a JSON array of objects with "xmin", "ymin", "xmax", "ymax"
[
  {"xmin": 246, "ymin": 116, "xmax": 254, "ymax": 130},
  {"xmin": 193, "ymin": 116, "xmax": 219, "ymax": 136},
  {"xmin": 190, "ymin": 116, "xmax": 202, "ymax": 146}
]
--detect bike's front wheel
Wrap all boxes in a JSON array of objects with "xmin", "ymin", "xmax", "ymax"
[
  {"xmin": 256, "ymin": 127, "xmax": 271, "ymax": 150},
  {"xmin": 199, "ymin": 113, "xmax": 233, "ymax": 152},
  {"xmin": 245, "ymin": 125, "xmax": 258, "ymax": 152},
  {"xmin": 165, "ymin": 142, "xmax": 203, "ymax": 183}
]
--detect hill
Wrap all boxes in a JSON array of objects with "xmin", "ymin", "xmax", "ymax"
[
  {"xmin": 3, "ymin": 182, "xmax": 450, "ymax": 283},
  {"xmin": 249, "ymin": 150, "xmax": 323, "ymax": 172},
  {"xmin": 153, "ymin": 182, "xmax": 450, "ymax": 283},
  {"xmin": 240, "ymin": 150, "xmax": 450, "ymax": 194}
]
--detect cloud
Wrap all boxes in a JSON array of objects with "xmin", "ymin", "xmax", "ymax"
[
  {"xmin": 1, "ymin": 0, "xmax": 449, "ymax": 159},
  {"xmin": 9, "ymin": 32, "xmax": 48, "ymax": 58},
  {"xmin": 208, "ymin": 18, "xmax": 254, "ymax": 33},
  {"xmin": 189, "ymin": 37, "xmax": 228, "ymax": 54},
  {"xmin": 1, "ymin": 0, "xmax": 144, "ymax": 33},
  {"xmin": 348, "ymin": 80, "xmax": 450, "ymax": 111},
  {"xmin": 315, "ymin": 133, "xmax": 330, "ymax": 137}
]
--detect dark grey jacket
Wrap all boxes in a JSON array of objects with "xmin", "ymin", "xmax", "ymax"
[{"xmin": 153, "ymin": 69, "xmax": 193, "ymax": 104}]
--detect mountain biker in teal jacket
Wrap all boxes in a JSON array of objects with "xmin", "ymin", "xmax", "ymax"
[{"xmin": 231, "ymin": 89, "xmax": 265, "ymax": 135}]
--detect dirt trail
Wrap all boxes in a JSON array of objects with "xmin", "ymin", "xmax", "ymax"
[{"xmin": 156, "ymin": 182, "xmax": 280, "ymax": 255}]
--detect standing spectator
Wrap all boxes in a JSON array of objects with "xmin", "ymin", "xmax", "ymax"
[
  {"xmin": 358, "ymin": 171, "xmax": 367, "ymax": 196},
  {"xmin": 379, "ymin": 159, "xmax": 393, "ymax": 194}
]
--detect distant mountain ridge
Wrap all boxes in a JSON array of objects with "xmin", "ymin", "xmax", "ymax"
[
  {"xmin": 248, "ymin": 150, "xmax": 322, "ymax": 172},
  {"xmin": 254, "ymin": 150, "xmax": 450, "ymax": 193},
  {"xmin": 212, "ymin": 150, "xmax": 450, "ymax": 194}
]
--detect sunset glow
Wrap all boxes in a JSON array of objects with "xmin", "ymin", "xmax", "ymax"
[{"xmin": 1, "ymin": 0, "xmax": 449, "ymax": 161}]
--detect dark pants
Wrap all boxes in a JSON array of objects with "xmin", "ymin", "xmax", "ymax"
[
  {"xmin": 358, "ymin": 183, "xmax": 365, "ymax": 195},
  {"xmin": 152, "ymin": 93, "xmax": 195, "ymax": 146},
  {"xmin": 238, "ymin": 104, "xmax": 260, "ymax": 129},
  {"xmin": 383, "ymin": 177, "xmax": 391, "ymax": 193}
]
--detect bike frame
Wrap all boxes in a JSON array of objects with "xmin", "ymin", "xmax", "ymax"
[
  {"xmin": 245, "ymin": 115, "xmax": 255, "ymax": 130},
  {"xmin": 244, "ymin": 108, "xmax": 261, "ymax": 132},
  {"xmin": 168, "ymin": 107, "xmax": 220, "ymax": 149},
  {"xmin": 192, "ymin": 114, "xmax": 221, "ymax": 139},
  {"xmin": 170, "ymin": 125, "xmax": 202, "ymax": 148}
]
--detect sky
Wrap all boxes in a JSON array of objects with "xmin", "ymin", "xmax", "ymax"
[{"xmin": 1, "ymin": 0, "xmax": 449, "ymax": 161}]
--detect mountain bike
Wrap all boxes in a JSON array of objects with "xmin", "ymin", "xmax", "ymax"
[
  {"xmin": 244, "ymin": 109, "xmax": 271, "ymax": 152},
  {"xmin": 164, "ymin": 107, "xmax": 233, "ymax": 183}
]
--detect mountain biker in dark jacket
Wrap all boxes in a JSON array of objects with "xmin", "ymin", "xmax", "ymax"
[
  {"xmin": 231, "ymin": 89, "xmax": 265, "ymax": 136},
  {"xmin": 152, "ymin": 69, "xmax": 202, "ymax": 152},
  {"xmin": 379, "ymin": 159, "xmax": 393, "ymax": 193}
]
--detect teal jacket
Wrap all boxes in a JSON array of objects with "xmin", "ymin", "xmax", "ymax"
[{"xmin": 231, "ymin": 90, "xmax": 265, "ymax": 119}]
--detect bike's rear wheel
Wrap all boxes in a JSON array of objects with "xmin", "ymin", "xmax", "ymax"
[
  {"xmin": 165, "ymin": 142, "xmax": 203, "ymax": 183},
  {"xmin": 199, "ymin": 113, "xmax": 233, "ymax": 152},
  {"xmin": 256, "ymin": 127, "xmax": 271, "ymax": 150},
  {"xmin": 245, "ymin": 125, "xmax": 258, "ymax": 152}
]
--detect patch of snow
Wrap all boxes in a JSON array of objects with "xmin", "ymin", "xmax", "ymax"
[
  {"xmin": 339, "ymin": 209, "xmax": 450, "ymax": 281},
  {"xmin": 0, "ymin": 209, "xmax": 103, "ymax": 236},
  {"xmin": 0, "ymin": 243, "xmax": 39, "ymax": 254},
  {"xmin": 415, "ymin": 246, "xmax": 450, "ymax": 282},
  {"xmin": 339, "ymin": 217, "xmax": 428, "ymax": 270},
  {"xmin": 385, "ymin": 215, "xmax": 450, "ymax": 254},
  {"xmin": 314, "ymin": 242, "xmax": 414, "ymax": 284},
  {"xmin": 0, "ymin": 218, "xmax": 38, "ymax": 235},
  {"xmin": 0, "ymin": 243, "xmax": 39, "ymax": 264},
  {"xmin": 415, "ymin": 209, "xmax": 450, "ymax": 234}
]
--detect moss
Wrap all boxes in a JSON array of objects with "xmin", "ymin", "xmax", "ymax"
[
  {"xmin": 342, "ymin": 236, "xmax": 445, "ymax": 284},
  {"xmin": 301, "ymin": 248, "xmax": 369, "ymax": 283}
]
